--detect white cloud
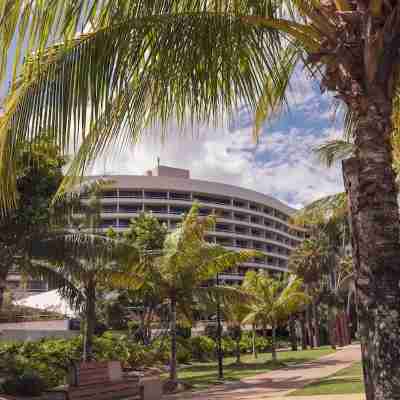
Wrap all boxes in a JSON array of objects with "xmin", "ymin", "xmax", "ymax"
[
  {"xmin": 91, "ymin": 120, "xmax": 344, "ymax": 209},
  {"xmin": 90, "ymin": 69, "xmax": 345, "ymax": 210}
]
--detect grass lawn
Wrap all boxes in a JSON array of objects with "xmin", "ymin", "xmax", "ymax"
[
  {"xmin": 167, "ymin": 347, "xmax": 335, "ymax": 391},
  {"xmin": 289, "ymin": 362, "xmax": 364, "ymax": 396}
]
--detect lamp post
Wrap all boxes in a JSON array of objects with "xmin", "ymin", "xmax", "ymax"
[{"xmin": 216, "ymin": 272, "xmax": 224, "ymax": 380}]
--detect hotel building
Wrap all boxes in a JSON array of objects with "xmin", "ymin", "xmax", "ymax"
[{"xmin": 6, "ymin": 164, "xmax": 307, "ymax": 296}]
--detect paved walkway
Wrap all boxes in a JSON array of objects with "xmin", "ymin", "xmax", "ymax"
[{"xmin": 166, "ymin": 345, "xmax": 362, "ymax": 400}]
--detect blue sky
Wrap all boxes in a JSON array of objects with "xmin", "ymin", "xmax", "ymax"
[{"xmin": 1, "ymin": 55, "xmax": 344, "ymax": 210}]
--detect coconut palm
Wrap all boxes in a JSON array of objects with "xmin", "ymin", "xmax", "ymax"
[
  {"xmin": 29, "ymin": 180, "xmax": 140, "ymax": 360},
  {"xmin": 2, "ymin": 2, "xmax": 400, "ymax": 397},
  {"xmin": 118, "ymin": 204, "xmax": 255, "ymax": 387},
  {"xmin": 291, "ymin": 192, "xmax": 354, "ymax": 349},
  {"xmin": 222, "ymin": 299, "xmax": 251, "ymax": 365},
  {"xmin": 243, "ymin": 272, "xmax": 310, "ymax": 362}
]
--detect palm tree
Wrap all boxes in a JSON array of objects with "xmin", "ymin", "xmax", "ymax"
[
  {"xmin": 243, "ymin": 272, "xmax": 310, "ymax": 362},
  {"xmin": 29, "ymin": 180, "xmax": 140, "ymax": 360},
  {"xmin": 291, "ymin": 192, "xmax": 354, "ymax": 349},
  {"xmin": 117, "ymin": 204, "xmax": 255, "ymax": 387},
  {"xmin": 2, "ymin": 2, "xmax": 400, "ymax": 397},
  {"xmin": 289, "ymin": 236, "xmax": 329, "ymax": 348},
  {"xmin": 222, "ymin": 299, "xmax": 251, "ymax": 365}
]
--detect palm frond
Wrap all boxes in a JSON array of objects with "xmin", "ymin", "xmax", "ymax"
[
  {"xmin": 314, "ymin": 139, "xmax": 354, "ymax": 168},
  {"xmin": 26, "ymin": 260, "xmax": 85, "ymax": 311},
  {"xmin": 0, "ymin": 7, "xmax": 291, "ymax": 211}
]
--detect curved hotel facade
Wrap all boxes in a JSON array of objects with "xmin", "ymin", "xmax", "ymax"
[{"xmin": 88, "ymin": 165, "xmax": 307, "ymax": 283}]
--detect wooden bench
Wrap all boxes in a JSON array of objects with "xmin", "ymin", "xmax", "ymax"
[{"xmin": 66, "ymin": 361, "xmax": 142, "ymax": 400}]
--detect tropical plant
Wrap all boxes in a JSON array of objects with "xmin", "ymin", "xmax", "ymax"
[
  {"xmin": 30, "ymin": 183, "xmax": 139, "ymax": 360},
  {"xmin": 107, "ymin": 214, "xmax": 169, "ymax": 344},
  {"xmin": 291, "ymin": 192, "xmax": 354, "ymax": 349},
  {"xmin": 223, "ymin": 299, "xmax": 251, "ymax": 364},
  {"xmin": 2, "ymin": 2, "xmax": 400, "ymax": 397},
  {"xmin": 243, "ymin": 272, "xmax": 310, "ymax": 362},
  {"xmin": 289, "ymin": 236, "xmax": 330, "ymax": 348},
  {"xmin": 116, "ymin": 204, "xmax": 255, "ymax": 387},
  {"xmin": 0, "ymin": 136, "xmax": 70, "ymax": 310}
]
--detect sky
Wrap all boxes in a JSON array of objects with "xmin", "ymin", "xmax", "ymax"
[
  {"xmin": 89, "ymin": 71, "xmax": 345, "ymax": 210},
  {"xmin": 1, "ymin": 53, "xmax": 344, "ymax": 211}
]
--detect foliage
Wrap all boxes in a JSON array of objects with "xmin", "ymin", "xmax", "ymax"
[
  {"xmin": 0, "ymin": 1, "xmax": 294, "ymax": 209},
  {"xmin": 189, "ymin": 336, "xmax": 216, "ymax": 361},
  {"xmin": 113, "ymin": 203, "xmax": 255, "ymax": 383},
  {"xmin": 2, "ymin": 372, "xmax": 46, "ymax": 397},
  {"xmin": 243, "ymin": 272, "xmax": 310, "ymax": 360},
  {"xmin": 243, "ymin": 273, "xmax": 310, "ymax": 328},
  {"xmin": 98, "ymin": 298, "xmax": 129, "ymax": 331},
  {"xmin": 289, "ymin": 237, "xmax": 330, "ymax": 292},
  {"xmin": 121, "ymin": 213, "xmax": 168, "ymax": 251},
  {"xmin": 0, "ymin": 136, "xmax": 69, "ymax": 309}
]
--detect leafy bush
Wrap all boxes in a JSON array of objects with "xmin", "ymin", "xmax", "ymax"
[
  {"xmin": 2, "ymin": 372, "xmax": 46, "ymax": 397},
  {"xmin": 176, "ymin": 346, "xmax": 191, "ymax": 364},
  {"xmin": 188, "ymin": 336, "xmax": 216, "ymax": 361},
  {"xmin": 221, "ymin": 336, "xmax": 234, "ymax": 355},
  {"xmin": 0, "ymin": 338, "xmax": 82, "ymax": 389}
]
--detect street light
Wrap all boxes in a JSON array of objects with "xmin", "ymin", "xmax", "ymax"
[{"xmin": 216, "ymin": 272, "xmax": 224, "ymax": 380}]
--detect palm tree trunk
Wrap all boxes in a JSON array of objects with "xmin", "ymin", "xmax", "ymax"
[
  {"xmin": 305, "ymin": 305, "xmax": 314, "ymax": 349},
  {"xmin": 0, "ymin": 265, "xmax": 11, "ymax": 311},
  {"xmin": 252, "ymin": 324, "xmax": 257, "ymax": 359},
  {"xmin": 299, "ymin": 313, "xmax": 308, "ymax": 350},
  {"xmin": 311, "ymin": 302, "xmax": 320, "ymax": 348},
  {"xmin": 289, "ymin": 315, "xmax": 297, "ymax": 351},
  {"xmin": 328, "ymin": 306, "xmax": 337, "ymax": 350},
  {"xmin": 235, "ymin": 333, "xmax": 241, "ymax": 364},
  {"xmin": 169, "ymin": 294, "xmax": 178, "ymax": 383},
  {"xmin": 271, "ymin": 322, "xmax": 277, "ymax": 362},
  {"xmin": 84, "ymin": 282, "xmax": 96, "ymax": 361},
  {"xmin": 343, "ymin": 100, "xmax": 400, "ymax": 400},
  {"xmin": 0, "ymin": 272, "xmax": 8, "ymax": 311}
]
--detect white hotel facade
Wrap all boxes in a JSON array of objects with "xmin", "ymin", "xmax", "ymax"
[
  {"xmin": 84, "ymin": 165, "xmax": 307, "ymax": 283},
  {"xmin": 6, "ymin": 164, "xmax": 307, "ymax": 297}
]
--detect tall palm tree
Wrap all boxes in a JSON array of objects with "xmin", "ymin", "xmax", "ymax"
[
  {"xmin": 292, "ymin": 192, "xmax": 354, "ymax": 349},
  {"xmin": 221, "ymin": 299, "xmax": 251, "ymax": 365},
  {"xmin": 243, "ymin": 272, "xmax": 310, "ymax": 362},
  {"xmin": 289, "ymin": 236, "xmax": 330, "ymax": 348},
  {"xmin": 2, "ymin": 2, "xmax": 400, "ymax": 397},
  {"xmin": 117, "ymin": 204, "xmax": 255, "ymax": 387},
  {"xmin": 29, "ymin": 180, "xmax": 140, "ymax": 360},
  {"xmin": 30, "ymin": 232, "xmax": 122, "ymax": 360}
]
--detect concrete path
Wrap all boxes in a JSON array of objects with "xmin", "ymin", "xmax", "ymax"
[{"xmin": 166, "ymin": 345, "xmax": 362, "ymax": 400}]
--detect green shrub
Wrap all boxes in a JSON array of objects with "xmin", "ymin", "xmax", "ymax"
[
  {"xmin": 189, "ymin": 336, "xmax": 216, "ymax": 361},
  {"xmin": 176, "ymin": 346, "xmax": 191, "ymax": 364},
  {"xmin": 93, "ymin": 332, "xmax": 130, "ymax": 363},
  {"xmin": 221, "ymin": 336, "xmax": 235, "ymax": 355},
  {"xmin": 2, "ymin": 372, "xmax": 46, "ymax": 397},
  {"xmin": 239, "ymin": 333, "xmax": 252, "ymax": 353}
]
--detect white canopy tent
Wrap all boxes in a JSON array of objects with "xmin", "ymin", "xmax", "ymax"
[{"xmin": 15, "ymin": 289, "xmax": 78, "ymax": 318}]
